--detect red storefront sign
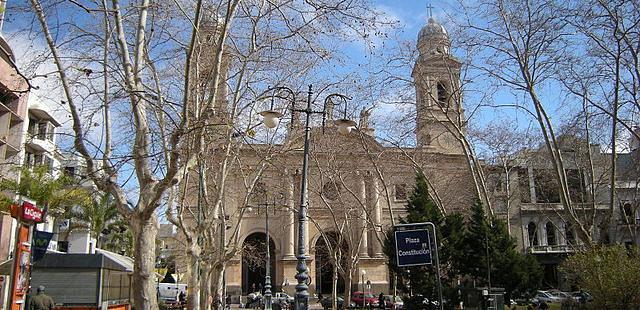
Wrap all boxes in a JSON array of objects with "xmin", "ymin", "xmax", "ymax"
[
  {"xmin": 9, "ymin": 200, "xmax": 44, "ymax": 223},
  {"xmin": 21, "ymin": 201, "xmax": 44, "ymax": 223}
]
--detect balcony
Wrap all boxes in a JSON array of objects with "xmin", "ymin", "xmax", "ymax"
[
  {"xmin": 520, "ymin": 202, "xmax": 609, "ymax": 212},
  {"xmin": 0, "ymin": 135, "xmax": 20, "ymax": 158},
  {"xmin": 29, "ymin": 105, "xmax": 61, "ymax": 127},
  {"xmin": 0, "ymin": 105, "xmax": 23, "ymax": 127},
  {"xmin": 527, "ymin": 244, "xmax": 586, "ymax": 254},
  {"xmin": 26, "ymin": 134, "xmax": 55, "ymax": 152}
]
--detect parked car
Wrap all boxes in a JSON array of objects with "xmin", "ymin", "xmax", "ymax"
[
  {"xmin": 548, "ymin": 290, "xmax": 571, "ymax": 302},
  {"xmin": 383, "ymin": 295, "xmax": 404, "ymax": 309},
  {"xmin": 530, "ymin": 291, "xmax": 564, "ymax": 304},
  {"xmin": 320, "ymin": 296, "xmax": 345, "ymax": 310},
  {"xmin": 352, "ymin": 291, "xmax": 379, "ymax": 308},
  {"xmin": 571, "ymin": 291, "xmax": 593, "ymax": 303}
]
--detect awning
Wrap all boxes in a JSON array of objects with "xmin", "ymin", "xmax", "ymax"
[{"xmin": 33, "ymin": 252, "xmax": 133, "ymax": 272}]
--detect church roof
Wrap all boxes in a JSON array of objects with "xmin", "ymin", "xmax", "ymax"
[
  {"xmin": 418, "ymin": 17, "xmax": 448, "ymax": 39},
  {"xmin": 416, "ymin": 16, "xmax": 451, "ymax": 57}
]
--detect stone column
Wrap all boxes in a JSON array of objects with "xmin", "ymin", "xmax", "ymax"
[
  {"xmin": 371, "ymin": 176, "xmax": 383, "ymax": 257},
  {"xmin": 359, "ymin": 173, "xmax": 369, "ymax": 258},
  {"xmin": 284, "ymin": 172, "xmax": 296, "ymax": 258}
]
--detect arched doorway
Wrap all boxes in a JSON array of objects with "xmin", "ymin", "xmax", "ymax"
[
  {"xmin": 315, "ymin": 232, "xmax": 348, "ymax": 295},
  {"xmin": 242, "ymin": 232, "xmax": 277, "ymax": 294}
]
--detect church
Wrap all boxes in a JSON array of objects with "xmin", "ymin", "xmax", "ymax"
[{"xmin": 217, "ymin": 15, "xmax": 477, "ymax": 297}]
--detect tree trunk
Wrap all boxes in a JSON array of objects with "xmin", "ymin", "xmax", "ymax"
[
  {"xmin": 186, "ymin": 245, "xmax": 201, "ymax": 310},
  {"xmin": 131, "ymin": 212, "xmax": 160, "ymax": 310},
  {"xmin": 343, "ymin": 268, "xmax": 353, "ymax": 310},
  {"xmin": 209, "ymin": 263, "xmax": 225, "ymax": 308},
  {"xmin": 199, "ymin": 263, "xmax": 212, "ymax": 310},
  {"xmin": 332, "ymin": 263, "xmax": 338, "ymax": 309}
]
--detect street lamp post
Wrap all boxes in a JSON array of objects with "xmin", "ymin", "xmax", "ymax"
[
  {"xmin": 360, "ymin": 270, "xmax": 366, "ymax": 310},
  {"xmin": 259, "ymin": 85, "xmax": 354, "ymax": 310},
  {"xmin": 248, "ymin": 194, "xmax": 282, "ymax": 310},
  {"xmin": 265, "ymin": 201, "xmax": 272, "ymax": 310}
]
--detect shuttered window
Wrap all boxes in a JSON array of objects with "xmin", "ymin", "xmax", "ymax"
[{"xmin": 31, "ymin": 269, "xmax": 98, "ymax": 305}]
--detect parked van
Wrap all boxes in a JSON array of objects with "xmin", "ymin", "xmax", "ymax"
[{"xmin": 158, "ymin": 283, "xmax": 187, "ymax": 302}]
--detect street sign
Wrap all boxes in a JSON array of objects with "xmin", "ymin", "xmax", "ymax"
[
  {"xmin": 394, "ymin": 228, "xmax": 432, "ymax": 267},
  {"xmin": 22, "ymin": 201, "xmax": 44, "ymax": 222}
]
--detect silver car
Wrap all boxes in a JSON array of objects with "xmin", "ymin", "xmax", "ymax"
[
  {"xmin": 531, "ymin": 291, "xmax": 564, "ymax": 304},
  {"xmin": 383, "ymin": 295, "xmax": 403, "ymax": 309}
]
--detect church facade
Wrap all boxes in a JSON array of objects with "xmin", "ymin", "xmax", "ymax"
[{"xmin": 218, "ymin": 16, "xmax": 477, "ymax": 297}]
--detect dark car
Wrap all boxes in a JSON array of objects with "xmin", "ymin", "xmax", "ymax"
[
  {"xmin": 383, "ymin": 295, "xmax": 404, "ymax": 309},
  {"xmin": 571, "ymin": 291, "xmax": 593, "ymax": 303}
]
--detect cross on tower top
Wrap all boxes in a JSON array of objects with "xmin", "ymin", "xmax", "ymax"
[{"xmin": 426, "ymin": 4, "xmax": 434, "ymax": 18}]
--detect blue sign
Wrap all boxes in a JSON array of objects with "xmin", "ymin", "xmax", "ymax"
[
  {"xmin": 394, "ymin": 228, "xmax": 432, "ymax": 267},
  {"xmin": 32, "ymin": 230, "xmax": 54, "ymax": 261}
]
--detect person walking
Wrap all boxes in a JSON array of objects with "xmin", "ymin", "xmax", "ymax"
[
  {"xmin": 225, "ymin": 294, "xmax": 232, "ymax": 309},
  {"xmin": 178, "ymin": 290, "xmax": 186, "ymax": 307},
  {"xmin": 378, "ymin": 292, "xmax": 385, "ymax": 309},
  {"xmin": 29, "ymin": 286, "xmax": 55, "ymax": 310}
]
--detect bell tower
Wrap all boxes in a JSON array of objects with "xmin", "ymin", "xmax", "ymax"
[{"xmin": 412, "ymin": 16, "xmax": 465, "ymax": 154}]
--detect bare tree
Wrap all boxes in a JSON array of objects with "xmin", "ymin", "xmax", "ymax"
[{"xmin": 19, "ymin": 0, "xmax": 391, "ymax": 308}]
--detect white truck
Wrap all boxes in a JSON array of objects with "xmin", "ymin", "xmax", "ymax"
[{"xmin": 157, "ymin": 283, "xmax": 187, "ymax": 302}]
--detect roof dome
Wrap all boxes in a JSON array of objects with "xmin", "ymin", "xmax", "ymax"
[
  {"xmin": 417, "ymin": 17, "xmax": 451, "ymax": 56},
  {"xmin": 419, "ymin": 17, "xmax": 448, "ymax": 38}
]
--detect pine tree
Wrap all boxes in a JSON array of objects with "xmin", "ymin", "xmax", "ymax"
[
  {"xmin": 461, "ymin": 200, "xmax": 543, "ymax": 301},
  {"xmin": 383, "ymin": 172, "xmax": 465, "ymax": 305}
]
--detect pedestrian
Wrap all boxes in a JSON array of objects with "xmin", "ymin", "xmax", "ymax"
[
  {"xmin": 178, "ymin": 290, "xmax": 186, "ymax": 308},
  {"xmin": 251, "ymin": 283, "xmax": 256, "ymax": 293},
  {"xmin": 258, "ymin": 283, "xmax": 263, "ymax": 294},
  {"xmin": 538, "ymin": 301, "xmax": 549, "ymax": 310},
  {"xmin": 378, "ymin": 292, "xmax": 385, "ymax": 309},
  {"xmin": 213, "ymin": 293, "xmax": 222, "ymax": 310},
  {"xmin": 226, "ymin": 294, "xmax": 232, "ymax": 309},
  {"xmin": 28, "ymin": 286, "xmax": 55, "ymax": 310}
]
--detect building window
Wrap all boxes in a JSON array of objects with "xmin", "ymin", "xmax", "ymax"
[
  {"xmin": 250, "ymin": 182, "xmax": 267, "ymax": 205},
  {"xmin": 598, "ymin": 222, "xmax": 610, "ymax": 244},
  {"xmin": 565, "ymin": 227, "xmax": 575, "ymax": 246},
  {"xmin": 24, "ymin": 151, "xmax": 34, "ymax": 168},
  {"xmin": 322, "ymin": 181, "xmax": 341, "ymax": 201},
  {"xmin": 436, "ymin": 81, "xmax": 449, "ymax": 105},
  {"xmin": 527, "ymin": 222, "xmax": 538, "ymax": 247},
  {"xmin": 566, "ymin": 169, "xmax": 586, "ymax": 203},
  {"xmin": 38, "ymin": 122, "xmax": 48, "ymax": 140},
  {"xmin": 28, "ymin": 120, "xmax": 54, "ymax": 141},
  {"xmin": 64, "ymin": 166, "xmax": 76, "ymax": 177},
  {"xmin": 518, "ymin": 168, "xmax": 531, "ymax": 203},
  {"xmin": 44, "ymin": 156, "xmax": 54, "ymax": 173},
  {"xmin": 394, "ymin": 184, "xmax": 407, "ymax": 201},
  {"xmin": 621, "ymin": 202, "xmax": 637, "ymax": 224},
  {"xmin": 0, "ymin": 88, "xmax": 17, "ymax": 107},
  {"xmin": 546, "ymin": 222, "xmax": 556, "ymax": 246},
  {"xmin": 533, "ymin": 169, "xmax": 560, "ymax": 203}
]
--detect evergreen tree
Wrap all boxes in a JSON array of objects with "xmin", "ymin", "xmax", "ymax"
[
  {"xmin": 461, "ymin": 200, "xmax": 543, "ymax": 301},
  {"xmin": 383, "ymin": 172, "xmax": 465, "ymax": 305}
]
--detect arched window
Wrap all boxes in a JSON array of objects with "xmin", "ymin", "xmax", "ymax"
[
  {"xmin": 546, "ymin": 222, "xmax": 556, "ymax": 246},
  {"xmin": 437, "ymin": 81, "xmax": 448, "ymax": 105},
  {"xmin": 599, "ymin": 222, "xmax": 609, "ymax": 244},
  {"xmin": 622, "ymin": 203, "xmax": 633, "ymax": 223},
  {"xmin": 527, "ymin": 222, "xmax": 538, "ymax": 247}
]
